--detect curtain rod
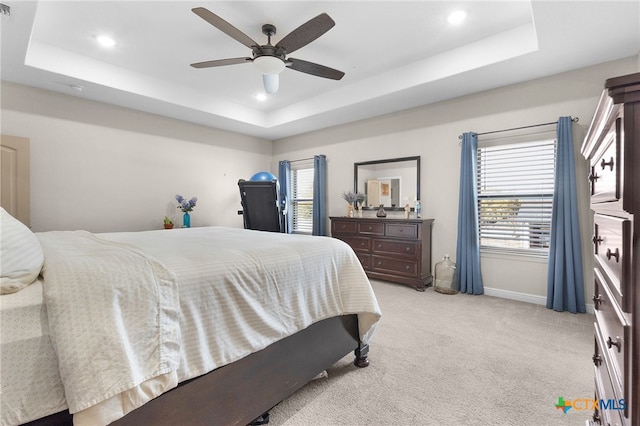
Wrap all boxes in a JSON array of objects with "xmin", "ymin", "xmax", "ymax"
[
  {"xmin": 457, "ymin": 117, "xmax": 579, "ymax": 140},
  {"xmin": 290, "ymin": 157, "xmax": 315, "ymax": 163}
]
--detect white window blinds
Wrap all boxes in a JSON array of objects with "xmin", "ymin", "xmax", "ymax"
[
  {"xmin": 291, "ymin": 160, "xmax": 314, "ymax": 234},
  {"xmin": 476, "ymin": 139, "xmax": 556, "ymax": 253}
]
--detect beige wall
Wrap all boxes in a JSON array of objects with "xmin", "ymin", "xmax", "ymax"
[
  {"xmin": 0, "ymin": 82, "xmax": 272, "ymax": 232},
  {"xmin": 1, "ymin": 56, "xmax": 638, "ymax": 304},
  {"xmin": 272, "ymin": 56, "xmax": 639, "ymax": 305}
]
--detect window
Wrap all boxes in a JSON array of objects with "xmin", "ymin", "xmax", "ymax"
[
  {"xmin": 290, "ymin": 160, "xmax": 314, "ymax": 234},
  {"xmin": 476, "ymin": 139, "xmax": 556, "ymax": 254}
]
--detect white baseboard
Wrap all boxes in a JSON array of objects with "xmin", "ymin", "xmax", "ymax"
[{"xmin": 483, "ymin": 286, "xmax": 595, "ymax": 314}]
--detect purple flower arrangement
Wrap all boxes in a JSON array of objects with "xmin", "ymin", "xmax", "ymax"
[
  {"xmin": 341, "ymin": 191, "xmax": 366, "ymax": 204},
  {"xmin": 176, "ymin": 194, "xmax": 198, "ymax": 212}
]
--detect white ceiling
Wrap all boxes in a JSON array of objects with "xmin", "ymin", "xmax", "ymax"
[{"xmin": 1, "ymin": 1, "xmax": 639, "ymax": 140}]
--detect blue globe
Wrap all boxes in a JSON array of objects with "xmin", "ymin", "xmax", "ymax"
[{"xmin": 250, "ymin": 171, "xmax": 277, "ymax": 182}]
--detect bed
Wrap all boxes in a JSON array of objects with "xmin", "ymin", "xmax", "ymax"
[{"xmin": 0, "ymin": 208, "xmax": 381, "ymax": 426}]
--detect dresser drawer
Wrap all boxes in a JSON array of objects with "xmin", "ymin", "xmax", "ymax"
[
  {"xmin": 335, "ymin": 235, "xmax": 370, "ymax": 252},
  {"xmin": 358, "ymin": 221, "xmax": 384, "ymax": 235},
  {"xmin": 593, "ymin": 214, "xmax": 632, "ymax": 311},
  {"xmin": 594, "ymin": 322, "xmax": 627, "ymax": 424},
  {"xmin": 371, "ymin": 255, "xmax": 418, "ymax": 278},
  {"xmin": 372, "ymin": 238, "xmax": 419, "ymax": 257},
  {"xmin": 329, "ymin": 216, "xmax": 433, "ymax": 291},
  {"xmin": 385, "ymin": 223, "xmax": 418, "ymax": 239},
  {"xmin": 594, "ymin": 268, "xmax": 630, "ymax": 403},
  {"xmin": 590, "ymin": 119, "xmax": 621, "ymax": 204},
  {"xmin": 332, "ymin": 220, "xmax": 357, "ymax": 234}
]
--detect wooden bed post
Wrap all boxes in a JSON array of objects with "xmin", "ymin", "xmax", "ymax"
[{"xmin": 354, "ymin": 342, "xmax": 369, "ymax": 368}]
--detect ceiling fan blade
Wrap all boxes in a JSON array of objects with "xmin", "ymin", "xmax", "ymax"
[
  {"xmin": 190, "ymin": 57, "xmax": 252, "ymax": 68},
  {"xmin": 286, "ymin": 58, "xmax": 345, "ymax": 80},
  {"xmin": 275, "ymin": 13, "xmax": 335, "ymax": 55},
  {"xmin": 192, "ymin": 7, "xmax": 258, "ymax": 49}
]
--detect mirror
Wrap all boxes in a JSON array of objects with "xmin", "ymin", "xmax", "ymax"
[{"xmin": 354, "ymin": 156, "xmax": 420, "ymax": 210}]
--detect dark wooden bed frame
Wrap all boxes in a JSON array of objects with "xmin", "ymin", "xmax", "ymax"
[{"xmin": 25, "ymin": 314, "xmax": 369, "ymax": 426}]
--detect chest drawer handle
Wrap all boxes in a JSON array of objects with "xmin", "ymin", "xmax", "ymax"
[
  {"xmin": 405, "ymin": 246, "xmax": 411, "ymax": 252},
  {"xmin": 600, "ymin": 157, "xmax": 614, "ymax": 171},
  {"xmin": 591, "ymin": 353, "xmax": 602, "ymax": 366},
  {"xmin": 405, "ymin": 265, "xmax": 410, "ymax": 270},
  {"xmin": 606, "ymin": 336, "xmax": 622, "ymax": 353},
  {"xmin": 592, "ymin": 235, "xmax": 603, "ymax": 255},
  {"xmin": 592, "ymin": 294, "xmax": 603, "ymax": 309},
  {"xmin": 606, "ymin": 248, "xmax": 620, "ymax": 263},
  {"xmin": 367, "ymin": 226, "xmax": 373, "ymax": 231}
]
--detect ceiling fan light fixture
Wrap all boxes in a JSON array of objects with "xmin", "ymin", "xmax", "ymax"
[
  {"xmin": 253, "ymin": 55, "xmax": 286, "ymax": 75},
  {"xmin": 263, "ymin": 74, "xmax": 279, "ymax": 94}
]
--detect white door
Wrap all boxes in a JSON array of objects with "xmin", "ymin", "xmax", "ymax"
[
  {"xmin": 367, "ymin": 179, "xmax": 380, "ymax": 207},
  {"xmin": 1, "ymin": 135, "xmax": 31, "ymax": 227}
]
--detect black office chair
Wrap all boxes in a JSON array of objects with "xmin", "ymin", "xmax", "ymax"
[{"xmin": 237, "ymin": 179, "xmax": 282, "ymax": 232}]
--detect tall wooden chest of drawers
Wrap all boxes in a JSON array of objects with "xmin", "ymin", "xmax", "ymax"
[
  {"xmin": 330, "ymin": 216, "xmax": 434, "ymax": 291},
  {"xmin": 581, "ymin": 72, "xmax": 640, "ymax": 426}
]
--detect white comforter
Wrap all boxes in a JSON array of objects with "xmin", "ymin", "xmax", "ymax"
[
  {"xmin": 101, "ymin": 227, "xmax": 381, "ymax": 381},
  {"xmin": 3, "ymin": 226, "xmax": 380, "ymax": 426},
  {"xmin": 37, "ymin": 230, "xmax": 182, "ymax": 424}
]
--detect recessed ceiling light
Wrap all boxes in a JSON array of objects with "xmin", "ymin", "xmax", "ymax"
[
  {"xmin": 255, "ymin": 93, "xmax": 267, "ymax": 102},
  {"xmin": 96, "ymin": 35, "xmax": 116, "ymax": 48},
  {"xmin": 447, "ymin": 10, "xmax": 466, "ymax": 25}
]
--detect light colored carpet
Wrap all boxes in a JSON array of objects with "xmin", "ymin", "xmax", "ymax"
[{"xmin": 268, "ymin": 279, "xmax": 594, "ymax": 426}]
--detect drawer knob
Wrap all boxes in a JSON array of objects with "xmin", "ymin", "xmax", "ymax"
[
  {"xmin": 606, "ymin": 336, "xmax": 622, "ymax": 353},
  {"xmin": 405, "ymin": 265, "xmax": 410, "ymax": 270},
  {"xmin": 600, "ymin": 157, "xmax": 614, "ymax": 171},
  {"xmin": 377, "ymin": 244, "xmax": 382, "ymax": 249},
  {"xmin": 592, "ymin": 235, "xmax": 603, "ymax": 245},
  {"xmin": 606, "ymin": 248, "xmax": 620, "ymax": 263},
  {"xmin": 588, "ymin": 172, "xmax": 600, "ymax": 183},
  {"xmin": 591, "ymin": 353, "xmax": 602, "ymax": 366},
  {"xmin": 592, "ymin": 294, "xmax": 603, "ymax": 309},
  {"xmin": 377, "ymin": 261, "xmax": 382, "ymax": 266},
  {"xmin": 405, "ymin": 246, "xmax": 411, "ymax": 252}
]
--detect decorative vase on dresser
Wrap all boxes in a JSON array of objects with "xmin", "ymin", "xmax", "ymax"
[
  {"xmin": 330, "ymin": 216, "xmax": 434, "ymax": 291},
  {"xmin": 581, "ymin": 72, "xmax": 639, "ymax": 426}
]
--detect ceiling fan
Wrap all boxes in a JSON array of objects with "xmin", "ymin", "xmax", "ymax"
[{"xmin": 190, "ymin": 7, "xmax": 345, "ymax": 94}]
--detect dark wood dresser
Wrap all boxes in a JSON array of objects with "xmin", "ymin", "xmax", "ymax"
[
  {"xmin": 581, "ymin": 72, "xmax": 639, "ymax": 426},
  {"xmin": 330, "ymin": 216, "xmax": 434, "ymax": 291}
]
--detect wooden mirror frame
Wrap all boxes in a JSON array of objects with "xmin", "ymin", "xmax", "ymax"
[{"xmin": 353, "ymin": 156, "xmax": 421, "ymax": 211}]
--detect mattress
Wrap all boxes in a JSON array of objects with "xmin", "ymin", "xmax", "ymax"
[{"xmin": 0, "ymin": 226, "xmax": 381, "ymax": 426}]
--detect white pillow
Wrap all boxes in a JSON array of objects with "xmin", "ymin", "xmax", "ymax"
[{"xmin": 0, "ymin": 207, "xmax": 44, "ymax": 294}]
